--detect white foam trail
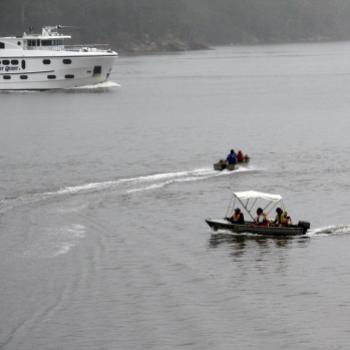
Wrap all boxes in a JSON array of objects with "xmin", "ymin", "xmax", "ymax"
[
  {"xmin": 307, "ymin": 224, "xmax": 350, "ymax": 237},
  {"xmin": 126, "ymin": 166, "xmax": 255, "ymax": 194},
  {"xmin": 0, "ymin": 166, "xmax": 258, "ymax": 213},
  {"xmin": 44, "ymin": 167, "xmax": 218, "ymax": 197},
  {"xmin": 122, "ymin": 170, "xmax": 193, "ymax": 183},
  {"xmin": 44, "ymin": 169, "xmax": 206, "ymax": 196},
  {"xmin": 127, "ymin": 182, "xmax": 172, "ymax": 193},
  {"xmin": 127, "ymin": 175, "xmax": 205, "ymax": 193},
  {"xmin": 210, "ymin": 229, "xmax": 239, "ymax": 236},
  {"xmin": 45, "ymin": 170, "xmax": 188, "ymax": 196},
  {"xmin": 0, "ymin": 89, "xmax": 40, "ymax": 94},
  {"xmin": 47, "ymin": 181, "xmax": 117, "ymax": 196},
  {"xmin": 50, "ymin": 224, "xmax": 86, "ymax": 258},
  {"xmin": 53, "ymin": 243, "xmax": 74, "ymax": 257},
  {"xmin": 46, "ymin": 166, "xmax": 257, "ymax": 197},
  {"xmin": 69, "ymin": 81, "xmax": 121, "ymax": 90},
  {"xmin": 209, "ymin": 229, "xmax": 261, "ymax": 237}
]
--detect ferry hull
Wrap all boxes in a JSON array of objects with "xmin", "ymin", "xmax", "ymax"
[{"xmin": 0, "ymin": 54, "xmax": 116, "ymax": 90}]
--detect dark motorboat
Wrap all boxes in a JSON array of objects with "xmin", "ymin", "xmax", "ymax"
[
  {"xmin": 205, "ymin": 191, "xmax": 310, "ymax": 236},
  {"xmin": 213, "ymin": 155, "xmax": 250, "ymax": 171},
  {"xmin": 206, "ymin": 219, "xmax": 310, "ymax": 236}
]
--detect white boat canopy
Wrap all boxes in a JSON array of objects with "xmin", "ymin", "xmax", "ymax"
[
  {"xmin": 226, "ymin": 190, "xmax": 285, "ymax": 220},
  {"xmin": 233, "ymin": 191, "xmax": 282, "ymax": 202}
]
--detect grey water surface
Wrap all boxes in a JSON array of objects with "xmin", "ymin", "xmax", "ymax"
[{"xmin": 1, "ymin": 43, "xmax": 350, "ymax": 350}]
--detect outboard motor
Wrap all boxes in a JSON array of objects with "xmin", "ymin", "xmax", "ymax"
[{"xmin": 297, "ymin": 221, "xmax": 311, "ymax": 234}]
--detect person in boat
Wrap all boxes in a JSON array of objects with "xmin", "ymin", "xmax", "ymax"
[
  {"xmin": 237, "ymin": 150, "xmax": 244, "ymax": 163},
  {"xmin": 274, "ymin": 207, "xmax": 291, "ymax": 226},
  {"xmin": 229, "ymin": 208, "xmax": 245, "ymax": 224},
  {"xmin": 226, "ymin": 149, "xmax": 237, "ymax": 165},
  {"xmin": 255, "ymin": 207, "xmax": 269, "ymax": 226}
]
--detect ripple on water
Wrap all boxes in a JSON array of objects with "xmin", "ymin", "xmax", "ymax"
[{"xmin": 23, "ymin": 224, "xmax": 86, "ymax": 259}]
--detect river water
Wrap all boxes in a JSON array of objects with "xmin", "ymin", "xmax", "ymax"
[{"xmin": 1, "ymin": 43, "xmax": 350, "ymax": 349}]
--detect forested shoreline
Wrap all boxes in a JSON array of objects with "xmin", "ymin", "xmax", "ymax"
[{"xmin": 1, "ymin": 0, "xmax": 350, "ymax": 53}]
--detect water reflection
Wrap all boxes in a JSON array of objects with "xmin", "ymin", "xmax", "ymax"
[{"xmin": 208, "ymin": 233, "xmax": 309, "ymax": 258}]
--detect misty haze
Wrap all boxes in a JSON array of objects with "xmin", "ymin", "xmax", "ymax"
[
  {"xmin": 1, "ymin": 2, "xmax": 350, "ymax": 350},
  {"xmin": 2, "ymin": 0, "xmax": 350, "ymax": 51}
]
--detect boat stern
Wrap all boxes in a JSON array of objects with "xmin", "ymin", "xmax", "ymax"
[{"xmin": 297, "ymin": 221, "xmax": 311, "ymax": 234}]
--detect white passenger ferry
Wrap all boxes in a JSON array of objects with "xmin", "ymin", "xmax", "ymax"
[{"xmin": 0, "ymin": 25, "xmax": 117, "ymax": 90}]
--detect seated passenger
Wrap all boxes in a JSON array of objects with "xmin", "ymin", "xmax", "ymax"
[
  {"xmin": 237, "ymin": 150, "xmax": 244, "ymax": 162},
  {"xmin": 255, "ymin": 207, "xmax": 269, "ymax": 226},
  {"xmin": 274, "ymin": 207, "xmax": 291, "ymax": 226},
  {"xmin": 230, "ymin": 208, "xmax": 245, "ymax": 224},
  {"xmin": 226, "ymin": 149, "xmax": 237, "ymax": 165}
]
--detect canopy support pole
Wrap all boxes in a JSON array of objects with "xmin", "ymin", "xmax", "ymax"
[
  {"xmin": 236, "ymin": 197, "xmax": 255, "ymax": 221},
  {"xmin": 248, "ymin": 198, "xmax": 258, "ymax": 213},
  {"xmin": 225, "ymin": 196, "xmax": 236, "ymax": 217},
  {"xmin": 263, "ymin": 200, "xmax": 282, "ymax": 215}
]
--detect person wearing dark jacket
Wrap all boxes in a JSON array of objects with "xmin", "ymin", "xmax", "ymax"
[
  {"xmin": 229, "ymin": 208, "xmax": 245, "ymax": 224},
  {"xmin": 226, "ymin": 149, "xmax": 237, "ymax": 165}
]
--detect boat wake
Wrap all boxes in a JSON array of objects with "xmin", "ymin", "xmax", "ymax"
[
  {"xmin": 68, "ymin": 81, "xmax": 121, "ymax": 90},
  {"xmin": 23, "ymin": 224, "xmax": 86, "ymax": 258},
  {"xmin": 48, "ymin": 166, "xmax": 254, "ymax": 196},
  {"xmin": 209, "ymin": 224, "xmax": 350, "ymax": 238},
  {"xmin": 126, "ymin": 166, "xmax": 254, "ymax": 193},
  {"xmin": 0, "ymin": 82, "xmax": 120, "ymax": 94},
  {"xmin": 307, "ymin": 224, "xmax": 350, "ymax": 236},
  {"xmin": 0, "ymin": 166, "xmax": 257, "ymax": 214},
  {"xmin": 209, "ymin": 229, "xmax": 262, "ymax": 238}
]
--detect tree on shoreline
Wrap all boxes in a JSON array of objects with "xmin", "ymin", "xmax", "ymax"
[{"xmin": 1, "ymin": 0, "xmax": 350, "ymax": 51}]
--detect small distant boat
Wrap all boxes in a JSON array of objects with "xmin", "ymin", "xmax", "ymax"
[
  {"xmin": 213, "ymin": 155, "xmax": 250, "ymax": 171},
  {"xmin": 206, "ymin": 190, "xmax": 310, "ymax": 236}
]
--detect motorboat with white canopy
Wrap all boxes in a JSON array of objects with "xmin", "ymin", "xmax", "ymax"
[{"xmin": 206, "ymin": 190, "xmax": 310, "ymax": 236}]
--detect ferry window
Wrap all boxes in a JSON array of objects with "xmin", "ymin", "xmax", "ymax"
[
  {"xmin": 20, "ymin": 75, "xmax": 28, "ymax": 80},
  {"xmin": 17, "ymin": 41, "xmax": 21, "ymax": 46},
  {"xmin": 47, "ymin": 75, "xmax": 56, "ymax": 79},
  {"xmin": 21, "ymin": 60, "xmax": 26, "ymax": 69},
  {"xmin": 3, "ymin": 75, "xmax": 11, "ymax": 80},
  {"xmin": 41, "ymin": 40, "xmax": 52, "ymax": 46},
  {"xmin": 93, "ymin": 66, "xmax": 102, "ymax": 76},
  {"xmin": 43, "ymin": 59, "xmax": 51, "ymax": 65},
  {"xmin": 57, "ymin": 40, "xmax": 63, "ymax": 46},
  {"xmin": 0, "ymin": 42, "xmax": 5, "ymax": 49},
  {"xmin": 63, "ymin": 59, "xmax": 72, "ymax": 64},
  {"xmin": 2, "ymin": 60, "xmax": 10, "ymax": 65},
  {"xmin": 11, "ymin": 60, "xmax": 19, "ymax": 65},
  {"xmin": 65, "ymin": 74, "xmax": 74, "ymax": 79}
]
